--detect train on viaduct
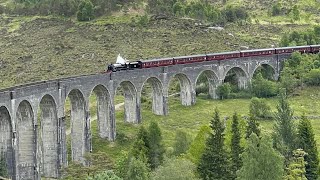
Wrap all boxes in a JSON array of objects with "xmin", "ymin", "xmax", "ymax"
[{"xmin": 0, "ymin": 45, "xmax": 319, "ymax": 179}]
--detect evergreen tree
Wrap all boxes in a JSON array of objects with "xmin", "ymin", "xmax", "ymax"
[
  {"xmin": 148, "ymin": 121, "xmax": 165, "ymax": 169},
  {"xmin": 272, "ymin": 91, "xmax": 296, "ymax": 162},
  {"xmin": 230, "ymin": 112, "xmax": 243, "ymax": 179},
  {"xmin": 131, "ymin": 126, "xmax": 150, "ymax": 163},
  {"xmin": 284, "ymin": 149, "xmax": 307, "ymax": 180},
  {"xmin": 245, "ymin": 114, "xmax": 261, "ymax": 139},
  {"xmin": 198, "ymin": 108, "xmax": 231, "ymax": 180},
  {"xmin": 236, "ymin": 134, "xmax": 284, "ymax": 180},
  {"xmin": 77, "ymin": 0, "xmax": 94, "ymax": 21},
  {"xmin": 126, "ymin": 157, "xmax": 149, "ymax": 180},
  {"xmin": 297, "ymin": 116, "xmax": 319, "ymax": 180}
]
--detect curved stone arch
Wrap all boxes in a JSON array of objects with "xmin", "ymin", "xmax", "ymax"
[
  {"xmin": 115, "ymin": 81, "xmax": 138, "ymax": 123},
  {"xmin": 16, "ymin": 100, "xmax": 36, "ymax": 179},
  {"xmin": 0, "ymin": 106, "xmax": 14, "ymax": 178},
  {"xmin": 251, "ymin": 63, "xmax": 277, "ymax": 80},
  {"xmin": 168, "ymin": 73, "xmax": 194, "ymax": 106},
  {"xmin": 140, "ymin": 77, "xmax": 165, "ymax": 115},
  {"xmin": 38, "ymin": 94, "xmax": 59, "ymax": 178},
  {"xmin": 90, "ymin": 84, "xmax": 114, "ymax": 140},
  {"xmin": 223, "ymin": 66, "xmax": 249, "ymax": 89},
  {"xmin": 65, "ymin": 89, "xmax": 87, "ymax": 163},
  {"xmin": 195, "ymin": 69, "xmax": 220, "ymax": 99}
]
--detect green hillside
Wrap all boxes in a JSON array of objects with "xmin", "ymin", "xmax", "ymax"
[{"xmin": 0, "ymin": 0, "xmax": 319, "ymax": 89}]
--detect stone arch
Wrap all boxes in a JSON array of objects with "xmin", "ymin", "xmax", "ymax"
[
  {"xmin": 224, "ymin": 66, "xmax": 249, "ymax": 89},
  {"xmin": 16, "ymin": 100, "xmax": 36, "ymax": 179},
  {"xmin": 252, "ymin": 63, "xmax": 277, "ymax": 80},
  {"xmin": 141, "ymin": 77, "xmax": 164, "ymax": 115},
  {"xmin": 67, "ymin": 89, "xmax": 86, "ymax": 163},
  {"xmin": 116, "ymin": 81, "xmax": 138, "ymax": 123},
  {"xmin": 195, "ymin": 70, "xmax": 220, "ymax": 99},
  {"xmin": 0, "ymin": 106, "xmax": 14, "ymax": 178},
  {"xmin": 169, "ymin": 73, "xmax": 194, "ymax": 106},
  {"xmin": 90, "ymin": 85, "xmax": 113, "ymax": 140},
  {"xmin": 38, "ymin": 95, "xmax": 59, "ymax": 178}
]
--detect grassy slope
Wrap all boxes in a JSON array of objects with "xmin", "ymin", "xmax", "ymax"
[
  {"xmin": 89, "ymin": 87, "xmax": 320, "ymax": 162},
  {"xmin": 0, "ymin": 13, "xmax": 313, "ymax": 89}
]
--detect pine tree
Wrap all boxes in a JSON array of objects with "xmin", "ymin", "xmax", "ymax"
[
  {"xmin": 230, "ymin": 112, "xmax": 243, "ymax": 179},
  {"xmin": 198, "ymin": 108, "xmax": 231, "ymax": 180},
  {"xmin": 284, "ymin": 149, "xmax": 307, "ymax": 180},
  {"xmin": 236, "ymin": 134, "xmax": 284, "ymax": 180},
  {"xmin": 245, "ymin": 114, "xmax": 261, "ymax": 139},
  {"xmin": 297, "ymin": 116, "xmax": 319, "ymax": 180},
  {"xmin": 131, "ymin": 126, "xmax": 150, "ymax": 163},
  {"xmin": 148, "ymin": 121, "xmax": 165, "ymax": 169},
  {"xmin": 126, "ymin": 157, "xmax": 149, "ymax": 180},
  {"xmin": 77, "ymin": 0, "xmax": 94, "ymax": 21},
  {"xmin": 272, "ymin": 91, "xmax": 296, "ymax": 162}
]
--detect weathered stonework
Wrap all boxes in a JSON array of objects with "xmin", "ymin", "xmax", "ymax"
[{"xmin": 0, "ymin": 54, "xmax": 287, "ymax": 179}]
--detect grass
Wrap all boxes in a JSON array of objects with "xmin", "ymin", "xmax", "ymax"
[{"xmin": 87, "ymin": 86, "xmax": 320, "ymax": 162}]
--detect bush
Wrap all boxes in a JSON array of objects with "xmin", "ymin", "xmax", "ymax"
[
  {"xmin": 86, "ymin": 170, "xmax": 122, "ymax": 180},
  {"xmin": 305, "ymin": 69, "xmax": 320, "ymax": 86},
  {"xmin": 228, "ymin": 90, "xmax": 252, "ymax": 99},
  {"xmin": 271, "ymin": 3, "xmax": 281, "ymax": 16},
  {"xmin": 222, "ymin": 5, "xmax": 249, "ymax": 23},
  {"xmin": 151, "ymin": 158, "xmax": 199, "ymax": 180},
  {"xmin": 216, "ymin": 83, "xmax": 231, "ymax": 99},
  {"xmin": 77, "ymin": 0, "xmax": 94, "ymax": 21},
  {"xmin": 136, "ymin": 15, "xmax": 149, "ymax": 27},
  {"xmin": 252, "ymin": 73, "xmax": 278, "ymax": 98},
  {"xmin": 249, "ymin": 97, "xmax": 272, "ymax": 119},
  {"xmin": 173, "ymin": 1, "xmax": 185, "ymax": 16}
]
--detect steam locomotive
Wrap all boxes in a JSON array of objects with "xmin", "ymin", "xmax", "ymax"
[{"xmin": 107, "ymin": 45, "xmax": 320, "ymax": 72}]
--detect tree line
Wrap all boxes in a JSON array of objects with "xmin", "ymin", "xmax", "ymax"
[
  {"xmin": 0, "ymin": 0, "xmax": 249, "ymax": 23},
  {"xmin": 74, "ymin": 90, "xmax": 319, "ymax": 180},
  {"xmin": 198, "ymin": 92, "xmax": 319, "ymax": 180}
]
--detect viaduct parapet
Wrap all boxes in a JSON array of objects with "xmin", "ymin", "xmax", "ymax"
[{"xmin": 0, "ymin": 54, "xmax": 289, "ymax": 179}]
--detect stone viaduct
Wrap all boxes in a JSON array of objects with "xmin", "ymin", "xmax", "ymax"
[{"xmin": 0, "ymin": 53, "xmax": 290, "ymax": 179}]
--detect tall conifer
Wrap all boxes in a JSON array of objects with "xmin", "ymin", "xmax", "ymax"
[
  {"xmin": 198, "ymin": 108, "xmax": 231, "ymax": 180},
  {"xmin": 272, "ymin": 91, "xmax": 296, "ymax": 162},
  {"xmin": 131, "ymin": 126, "xmax": 149, "ymax": 163},
  {"xmin": 231, "ymin": 112, "xmax": 243, "ymax": 179},
  {"xmin": 148, "ymin": 121, "xmax": 165, "ymax": 169},
  {"xmin": 236, "ymin": 134, "xmax": 284, "ymax": 180},
  {"xmin": 297, "ymin": 116, "xmax": 319, "ymax": 180},
  {"xmin": 245, "ymin": 114, "xmax": 261, "ymax": 139}
]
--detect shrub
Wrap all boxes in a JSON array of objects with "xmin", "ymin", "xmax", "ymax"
[
  {"xmin": 173, "ymin": 1, "xmax": 185, "ymax": 16},
  {"xmin": 86, "ymin": 170, "xmax": 122, "ymax": 180},
  {"xmin": 137, "ymin": 15, "xmax": 149, "ymax": 27},
  {"xmin": 77, "ymin": 0, "xmax": 94, "ymax": 21},
  {"xmin": 305, "ymin": 69, "xmax": 320, "ymax": 86},
  {"xmin": 249, "ymin": 97, "xmax": 272, "ymax": 119},
  {"xmin": 216, "ymin": 83, "xmax": 231, "ymax": 99},
  {"xmin": 252, "ymin": 73, "xmax": 278, "ymax": 98},
  {"xmin": 271, "ymin": 3, "xmax": 281, "ymax": 16},
  {"xmin": 151, "ymin": 158, "xmax": 199, "ymax": 180}
]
